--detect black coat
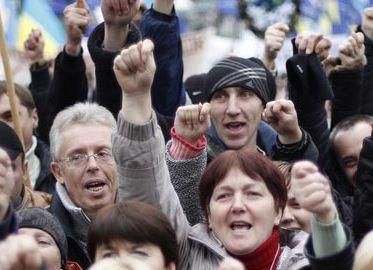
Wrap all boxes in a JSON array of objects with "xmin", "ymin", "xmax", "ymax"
[
  {"xmin": 49, "ymin": 194, "xmax": 91, "ymax": 269},
  {"xmin": 353, "ymin": 135, "xmax": 373, "ymax": 245},
  {"xmin": 34, "ymin": 139, "xmax": 55, "ymax": 194}
]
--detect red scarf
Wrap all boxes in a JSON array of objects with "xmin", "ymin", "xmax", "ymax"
[{"xmin": 229, "ymin": 229, "xmax": 282, "ymax": 270}]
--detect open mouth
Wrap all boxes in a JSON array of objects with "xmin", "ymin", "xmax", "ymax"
[
  {"xmin": 85, "ymin": 181, "xmax": 106, "ymax": 192},
  {"xmin": 230, "ymin": 221, "xmax": 252, "ymax": 231},
  {"xmin": 225, "ymin": 122, "xmax": 245, "ymax": 131}
]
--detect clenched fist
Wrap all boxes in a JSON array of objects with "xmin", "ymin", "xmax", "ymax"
[{"xmin": 291, "ymin": 161, "xmax": 336, "ymax": 224}]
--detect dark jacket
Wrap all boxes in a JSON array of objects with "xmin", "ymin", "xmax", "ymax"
[
  {"xmin": 353, "ymin": 135, "xmax": 373, "ymax": 245},
  {"xmin": 87, "ymin": 14, "xmax": 178, "ymax": 142},
  {"xmin": 304, "ymin": 225, "xmax": 354, "ymax": 270},
  {"xmin": 207, "ymin": 121, "xmax": 319, "ymax": 164},
  {"xmin": 34, "ymin": 138, "xmax": 55, "ymax": 194},
  {"xmin": 87, "ymin": 22, "xmax": 140, "ymax": 118},
  {"xmin": 29, "ymin": 64, "xmax": 51, "ymax": 143},
  {"xmin": 140, "ymin": 7, "xmax": 186, "ymax": 116},
  {"xmin": 0, "ymin": 204, "xmax": 17, "ymax": 241},
  {"xmin": 357, "ymin": 25, "xmax": 373, "ymax": 115},
  {"xmin": 47, "ymin": 48, "xmax": 88, "ymax": 138},
  {"xmin": 286, "ymin": 46, "xmax": 360, "ymax": 229},
  {"xmin": 49, "ymin": 194, "xmax": 91, "ymax": 270}
]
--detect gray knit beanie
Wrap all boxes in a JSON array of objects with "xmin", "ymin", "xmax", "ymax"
[
  {"xmin": 204, "ymin": 56, "xmax": 271, "ymax": 104},
  {"xmin": 18, "ymin": 207, "xmax": 68, "ymax": 267}
]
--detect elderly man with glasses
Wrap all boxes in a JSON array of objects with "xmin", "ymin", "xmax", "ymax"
[{"xmin": 49, "ymin": 102, "xmax": 118, "ymax": 269}]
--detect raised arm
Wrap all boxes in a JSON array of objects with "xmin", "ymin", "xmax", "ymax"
[
  {"xmin": 88, "ymin": 0, "xmax": 140, "ymax": 117},
  {"xmin": 140, "ymin": 0, "xmax": 186, "ymax": 116},
  {"xmin": 262, "ymin": 99, "xmax": 319, "ymax": 162},
  {"xmin": 23, "ymin": 29, "xmax": 50, "ymax": 142},
  {"xmin": 359, "ymin": 7, "xmax": 373, "ymax": 115},
  {"xmin": 47, "ymin": 0, "xmax": 90, "ymax": 139},
  {"xmin": 261, "ymin": 22, "xmax": 289, "ymax": 71},
  {"xmin": 327, "ymin": 32, "xmax": 366, "ymax": 129},
  {"xmin": 167, "ymin": 103, "xmax": 210, "ymax": 225},
  {"xmin": 286, "ymin": 33, "xmax": 331, "ymax": 164},
  {"xmin": 292, "ymin": 161, "xmax": 354, "ymax": 270},
  {"xmin": 112, "ymin": 40, "xmax": 192, "ymax": 252}
]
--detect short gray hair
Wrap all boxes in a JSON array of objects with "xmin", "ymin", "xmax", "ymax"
[{"xmin": 49, "ymin": 102, "xmax": 117, "ymax": 161}]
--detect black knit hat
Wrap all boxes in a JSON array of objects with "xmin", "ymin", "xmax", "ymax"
[
  {"xmin": 286, "ymin": 38, "xmax": 334, "ymax": 102},
  {"xmin": 204, "ymin": 56, "xmax": 271, "ymax": 104},
  {"xmin": 18, "ymin": 207, "xmax": 68, "ymax": 267},
  {"xmin": 0, "ymin": 121, "xmax": 24, "ymax": 160}
]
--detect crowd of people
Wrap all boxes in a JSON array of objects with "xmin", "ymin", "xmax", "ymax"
[{"xmin": 0, "ymin": 0, "xmax": 373, "ymax": 269}]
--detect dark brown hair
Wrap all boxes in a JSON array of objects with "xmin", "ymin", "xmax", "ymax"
[
  {"xmin": 87, "ymin": 200, "xmax": 178, "ymax": 267},
  {"xmin": 199, "ymin": 149, "xmax": 287, "ymax": 218},
  {"xmin": 0, "ymin": 81, "xmax": 35, "ymax": 113}
]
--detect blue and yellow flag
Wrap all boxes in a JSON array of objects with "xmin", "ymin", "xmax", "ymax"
[{"xmin": 8, "ymin": 0, "xmax": 66, "ymax": 56}]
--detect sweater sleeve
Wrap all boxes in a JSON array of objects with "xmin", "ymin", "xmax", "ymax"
[
  {"xmin": 305, "ymin": 223, "xmax": 354, "ymax": 270},
  {"xmin": 113, "ymin": 111, "xmax": 192, "ymax": 250},
  {"xmin": 166, "ymin": 140, "xmax": 207, "ymax": 226},
  {"xmin": 310, "ymin": 215, "xmax": 347, "ymax": 257}
]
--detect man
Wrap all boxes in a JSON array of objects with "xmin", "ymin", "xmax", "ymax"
[
  {"xmin": 328, "ymin": 115, "xmax": 373, "ymax": 197},
  {"xmin": 49, "ymin": 102, "xmax": 118, "ymax": 269},
  {"xmin": 0, "ymin": 122, "xmax": 50, "ymax": 211},
  {"xmin": 0, "ymin": 82, "xmax": 55, "ymax": 194},
  {"xmin": 199, "ymin": 56, "xmax": 318, "ymax": 163},
  {"xmin": 165, "ymin": 55, "xmax": 320, "ymax": 225}
]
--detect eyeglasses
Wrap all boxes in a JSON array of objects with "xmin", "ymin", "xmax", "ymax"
[{"xmin": 59, "ymin": 151, "xmax": 114, "ymax": 167}]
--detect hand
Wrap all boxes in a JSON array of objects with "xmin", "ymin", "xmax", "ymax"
[
  {"xmin": 0, "ymin": 148, "xmax": 14, "ymax": 221},
  {"xmin": 218, "ymin": 258, "xmax": 245, "ymax": 270},
  {"xmin": 362, "ymin": 7, "xmax": 373, "ymax": 41},
  {"xmin": 23, "ymin": 29, "xmax": 45, "ymax": 63},
  {"xmin": 174, "ymin": 103, "xmax": 211, "ymax": 143},
  {"xmin": 295, "ymin": 33, "xmax": 331, "ymax": 62},
  {"xmin": 338, "ymin": 32, "xmax": 367, "ymax": 70},
  {"xmin": 0, "ymin": 235, "xmax": 43, "ymax": 270},
  {"xmin": 324, "ymin": 33, "xmax": 366, "ymax": 74},
  {"xmin": 101, "ymin": 0, "xmax": 140, "ymax": 27},
  {"xmin": 291, "ymin": 161, "xmax": 336, "ymax": 224},
  {"xmin": 262, "ymin": 100, "xmax": 302, "ymax": 144},
  {"xmin": 262, "ymin": 23, "xmax": 289, "ymax": 69},
  {"xmin": 63, "ymin": 0, "xmax": 89, "ymax": 56},
  {"xmin": 113, "ymin": 39, "xmax": 156, "ymax": 96}
]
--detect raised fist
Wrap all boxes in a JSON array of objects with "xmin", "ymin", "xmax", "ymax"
[
  {"xmin": 23, "ymin": 29, "xmax": 45, "ymax": 63},
  {"xmin": 101, "ymin": 0, "xmax": 140, "ymax": 27},
  {"xmin": 63, "ymin": 0, "xmax": 89, "ymax": 55},
  {"xmin": 262, "ymin": 99, "xmax": 302, "ymax": 144},
  {"xmin": 263, "ymin": 22, "xmax": 289, "ymax": 69},
  {"xmin": 174, "ymin": 103, "xmax": 211, "ymax": 143},
  {"xmin": 291, "ymin": 161, "xmax": 336, "ymax": 224},
  {"xmin": 113, "ymin": 39, "xmax": 156, "ymax": 95}
]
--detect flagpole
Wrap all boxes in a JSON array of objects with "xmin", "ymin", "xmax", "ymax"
[{"xmin": 0, "ymin": 12, "xmax": 32, "ymax": 189}]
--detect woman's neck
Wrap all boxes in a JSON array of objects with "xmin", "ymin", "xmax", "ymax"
[{"xmin": 229, "ymin": 229, "xmax": 282, "ymax": 270}]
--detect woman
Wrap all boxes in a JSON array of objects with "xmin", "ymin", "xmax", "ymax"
[
  {"xmin": 87, "ymin": 200, "xmax": 177, "ymax": 270},
  {"xmin": 110, "ymin": 53, "xmax": 353, "ymax": 268},
  {"xmin": 276, "ymin": 161, "xmax": 313, "ymax": 233}
]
